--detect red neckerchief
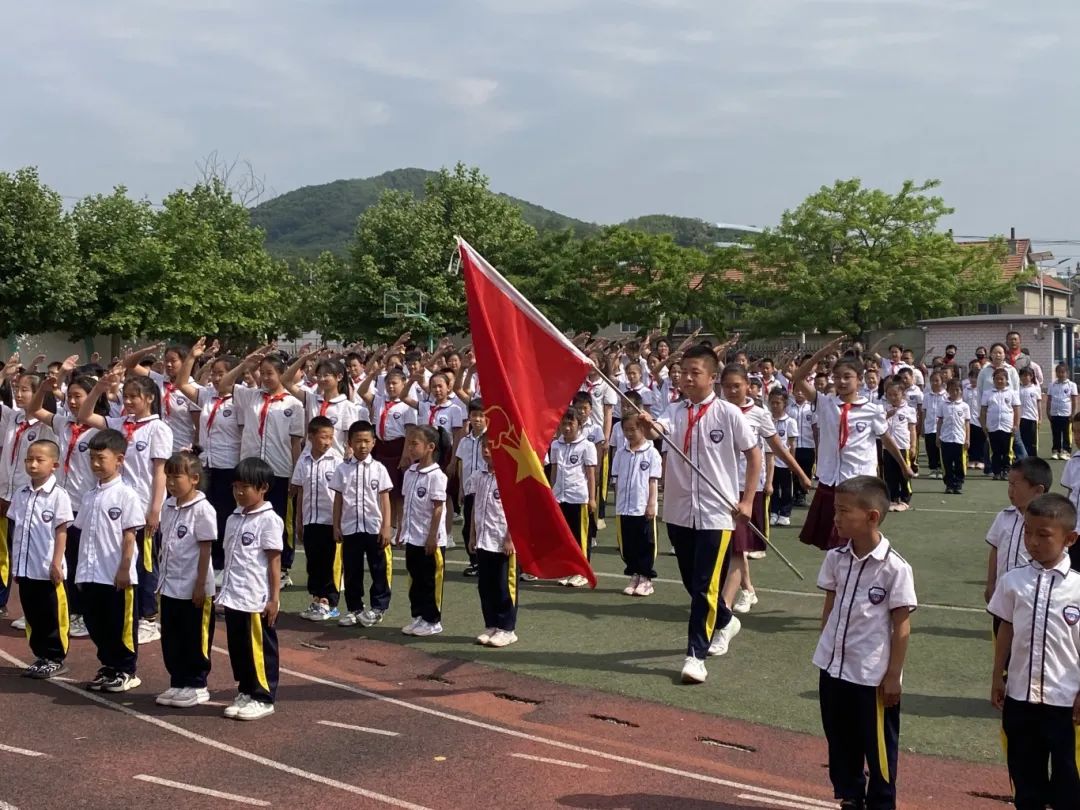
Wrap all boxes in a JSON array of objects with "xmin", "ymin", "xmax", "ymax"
[
  {"xmin": 206, "ymin": 394, "xmax": 232, "ymax": 431},
  {"xmin": 683, "ymin": 399, "xmax": 713, "ymax": 453},
  {"xmin": 258, "ymin": 392, "xmax": 287, "ymax": 437},
  {"xmin": 378, "ymin": 399, "xmax": 398, "ymax": 440},
  {"xmin": 319, "ymin": 397, "xmax": 331, "ymax": 417},
  {"xmin": 123, "ymin": 417, "xmax": 153, "ymax": 445},
  {"xmin": 9, "ymin": 418, "xmax": 35, "ymax": 464},
  {"xmin": 163, "ymin": 381, "xmax": 176, "ymax": 417},
  {"xmin": 428, "ymin": 401, "xmax": 447, "ymax": 426},
  {"xmin": 64, "ymin": 422, "xmax": 89, "ymax": 473},
  {"xmin": 838, "ymin": 402, "xmax": 854, "ymax": 449}
]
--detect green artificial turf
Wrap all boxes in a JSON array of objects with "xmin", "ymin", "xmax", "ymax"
[{"xmin": 279, "ymin": 429, "xmax": 1067, "ymax": 765}]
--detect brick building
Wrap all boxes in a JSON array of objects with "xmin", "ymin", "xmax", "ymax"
[{"xmin": 918, "ymin": 314, "xmax": 1079, "ymax": 379}]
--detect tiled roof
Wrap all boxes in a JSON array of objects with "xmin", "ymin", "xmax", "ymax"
[{"xmin": 957, "ymin": 238, "xmax": 1031, "ymax": 281}]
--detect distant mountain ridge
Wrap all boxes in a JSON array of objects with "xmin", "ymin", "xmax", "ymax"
[{"xmin": 250, "ymin": 167, "xmax": 752, "ymax": 258}]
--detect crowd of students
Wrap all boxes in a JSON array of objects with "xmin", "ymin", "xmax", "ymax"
[{"xmin": 1, "ymin": 328, "xmax": 1078, "ymax": 809}]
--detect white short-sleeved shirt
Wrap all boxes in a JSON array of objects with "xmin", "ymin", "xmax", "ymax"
[
  {"xmin": 0, "ymin": 408, "xmax": 57, "ymax": 502},
  {"xmin": 937, "ymin": 399, "xmax": 971, "ymax": 445},
  {"xmin": 372, "ymin": 395, "xmax": 417, "ymax": 441},
  {"xmin": 291, "ymin": 447, "xmax": 344, "ymax": 526},
  {"xmin": 419, "ymin": 400, "xmax": 466, "ymax": 433},
  {"xmin": 467, "ymin": 470, "xmax": 508, "ymax": 553},
  {"xmin": 737, "ymin": 402, "xmax": 775, "ymax": 492},
  {"xmin": 52, "ymin": 414, "xmax": 98, "ymax": 507},
  {"xmin": 216, "ymin": 502, "xmax": 284, "ymax": 613},
  {"xmin": 233, "ymin": 386, "xmax": 304, "ymax": 478},
  {"xmin": 614, "ymin": 383, "xmax": 654, "ymax": 420},
  {"xmin": 885, "ymin": 404, "xmax": 918, "ymax": 450},
  {"xmin": 1048, "ymin": 380, "xmax": 1078, "ymax": 417},
  {"xmin": 987, "ymin": 506, "xmax": 1028, "ymax": 582},
  {"xmin": 981, "ymin": 388, "xmax": 1021, "ymax": 433},
  {"xmin": 9, "ymin": 475, "xmax": 74, "ymax": 579},
  {"xmin": 197, "ymin": 388, "xmax": 242, "ymax": 470},
  {"xmin": 303, "ymin": 392, "xmax": 358, "ymax": 455},
  {"xmin": 813, "ymin": 537, "xmax": 918, "ymax": 687},
  {"xmin": 454, "ymin": 431, "xmax": 487, "ymax": 486},
  {"xmin": 988, "ymin": 556, "xmax": 1080, "ymax": 707},
  {"xmin": 579, "ymin": 378, "xmax": 618, "ymax": 432},
  {"xmin": 104, "ymin": 415, "xmax": 173, "ymax": 513},
  {"xmin": 921, "ymin": 391, "xmax": 946, "ymax": 435},
  {"xmin": 789, "ymin": 401, "xmax": 816, "ymax": 449},
  {"xmin": 657, "ymin": 394, "xmax": 757, "ymax": 531},
  {"xmin": 812, "ymin": 394, "xmax": 888, "ymax": 487},
  {"xmin": 150, "ymin": 372, "xmax": 202, "ymax": 452},
  {"xmin": 904, "ymin": 385, "xmax": 924, "ymax": 414},
  {"xmin": 611, "ymin": 443, "xmax": 662, "ymax": 516},
  {"xmin": 157, "ymin": 493, "xmax": 217, "ymax": 599},
  {"xmin": 74, "ymin": 477, "xmax": 144, "ymax": 585},
  {"xmin": 1061, "ymin": 453, "xmax": 1080, "ymax": 531},
  {"xmin": 399, "ymin": 463, "xmax": 448, "ymax": 547},
  {"xmin": 772, "ymin": 414, "xmax": 798, "ymax": 469},
  {"xmin": 550, "ymin": 437, "xmax": 598, "ymax": 505},
  {"xmin": 1019, "ymin": 384, "xmax": 1042, "ymax": 422},
  {"xmin": 330, "ymin": 455, "xmax": 393, "ymax": 536},
  {"xmin": 962, "ymin": 380, "xmax": 982, "ymax": 428}
]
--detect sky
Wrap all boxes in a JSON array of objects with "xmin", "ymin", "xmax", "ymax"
[{"xmin": 2, "ymin": 0, "xmax": 1079, "ymax": 256}]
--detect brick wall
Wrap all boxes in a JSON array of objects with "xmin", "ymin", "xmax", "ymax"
[{"xmin": 924, "ymin": 322, "xmax": 1060, "ymax": 383}]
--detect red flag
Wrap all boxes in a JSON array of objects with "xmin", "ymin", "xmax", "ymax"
[{"xmin": 458, "ymin": 238, "xmax": 596, "ymax": 586}]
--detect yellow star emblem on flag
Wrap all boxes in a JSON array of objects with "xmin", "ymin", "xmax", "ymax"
[{"xmin": 484, "ymin": 407, "xmax": 550, "ymax": 486}]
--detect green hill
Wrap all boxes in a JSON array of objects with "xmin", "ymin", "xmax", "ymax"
[{"xmin": 250, "ymin": 168, "xmax": 752, "ymax": 259}]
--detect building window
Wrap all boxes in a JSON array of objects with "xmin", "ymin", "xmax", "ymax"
[
  {"xmin": 977, "ymin": 302, "xmax": 1002, "ymax": 315},
  {"xmin": 673, "ymin": 318, "xmax": 704, "ymax": 334},
  {"xmin": 620, "ymin": 323, "xmax": 640, "ymax": 333}
]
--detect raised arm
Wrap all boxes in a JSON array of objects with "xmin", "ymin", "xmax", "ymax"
[
  {"xmin": 176, "ymin": 337, "xmax": 207, "ymax": 401},
  {"xmin": 78, "ymin": 370, "xmax": 118, "ymax": 430},
  {"xmin": 793, "ymin": 336, "xmax": 846, "ymax": 404},
  {"xmin": 28, "ymin": 376, "xmax": 60, "ymax": 426},
  {"xmin": 122, "ymin": 341, "xmax": 166, "ymax": 377},
  {"xmin": 216, "ymin": 343, "xmax": 271, "ymax": 395},
  {"xmin": 282, "ymin": 345, "xmax": 318, "ymax": 399}
]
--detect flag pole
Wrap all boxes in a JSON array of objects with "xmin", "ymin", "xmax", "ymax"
[{"xmin": 592, "ymin": 368, "xmax": 805, "ymax": 581}]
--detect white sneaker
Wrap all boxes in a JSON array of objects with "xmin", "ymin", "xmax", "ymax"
[
  {"xmin": 596, "ymin": 518, "xmax": 607, "ymax": 531},
  {"xmin": 170, "ymin": 687, "xmax": 210, "ymax": 708},
  {"xmin": 338, "ymin": 610, "xmax": 362, "ymax": 627},
  {"xmin": 236, "ymin": 699, "xmax": 275, "ymax": 721},
  {"xmin": 732, "ymin": 590, "xmax": 758, "ymax": 615},
  {"xmin": 567, "ymin": 574, "xmax": 589, "ymax": 588},
  {"xmin": 213, "ymin": 569, "xmax": 224, "ymax": 588},
  {"xmin": 519, "ymin": 573, "xmax": 538, "ymax": 581},
  {"xmin": 747, "ymin": 550, "xmax": 767, "ymax": 560},
  {"xmin": 633, "ymin": 578, "xmax": 654, "ymax": 597},
  {"xmin": 446, "ymin": 537, "xmax": 457, "ymax": 549},
  {"xmin": 299, "ymin": 602, "xmax": 320, "ymax": 620},
  {"xmin": 476, "ymin": 627, "xmax": 497, "ymax": 645},
  {"xmin": 401, "ymin": 617, "xmax": 423, "ymax": 635},
  {"xmin": 452, "ymin": 513, "xmax": 464, "ymax": 524},
  {"xmin": 412, "ymin": 620, "xmax": 443, "ymax": 637},
  {"xmin": 69, "ymin": 614, "xmax": 89, "ymax": 638},
  {"xmin": 308, "ymin": 602, "xmax": 332, "ymax": 622},
  {"xmin": 681, "ymin": 656, "xmax": 707, "ymax": 684},
  {"xmin": 622, "ymin": 575, "xmax": 640, "ymax": 596},
  {"xmin": 11, "ymin": 616, "xmax": 26, "ymax": 630},
  {"xmin": 708, "ymin": 616, "xmax": 741, "ymax": 657},
  {"xmin": 358, "ymin": 609, "xmax": 384, "ymax": 627},
  {"xmin": 137, "ymin": 619, "xmax": 161, "ymax": 644},
  {"xmin": 280, "ymin": 571, "xmax": 294, "ymax": 589},
  {"xmin": 486, "ymin": 629, "xmax": 517, "ymax": 647},
  {"xmin": 768, "ymin": 513, "xmax": 778, "ymax": 526},
  {"xmin": 224, "ymin": 693, "xmax": 251, "ymax": 719},
  {"xmin": 777, "ymin": 515, "xmax": 791, "ymax": 527},
  {"xmin": 155, "ymin": 687, "xmax": 182, "ymax": 706},
  {"xmin": 557, "ymin": 577, "xmax": 571, "ymax": 586}
]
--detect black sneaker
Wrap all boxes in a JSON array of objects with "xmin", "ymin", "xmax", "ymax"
[
  {"xmin": 462, "ymin": 565, "xmax": 478, "ymax": 577},
  {"xmin": 839, "ymin": 801, "xmax": 864, "ymax": 810},
  {"xmin": 30, "ymin": 660, "xmax": 68, "ymax": 680},
  {"xmin": 22, "ymin": 658, "xmax": 47, "ymax": 678},
  {"xmin": 102, "ymin": 671, "xmax": 142, "ymax": 692},
  {"xmin": 86, "ymin": 668, "xmax": 112, "ymax": 691},
  {"xmin": 0, "ymin": 605, "xmax": 7, "ymax": 618}
]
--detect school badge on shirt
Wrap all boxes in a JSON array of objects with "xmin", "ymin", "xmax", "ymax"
[
  {"xmin": 1064, "ymin": 605, "xmax": 1080, "ymax": 626},
  {"xmin": 709, "ymin": 429, "xmax": 724, "ymax": 443},
  {"xmin": 868, "ymin": 586, "xmax": 887, "ymax": 605}
]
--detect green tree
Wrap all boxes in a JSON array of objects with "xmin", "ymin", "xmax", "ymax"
[
  {"xmin": 0, "ymin": 167, "xmax": 81, "ymax": 338},
  {"xmin": 743, "ymin": 179, "xmax": 1011, "ymax": 340}
]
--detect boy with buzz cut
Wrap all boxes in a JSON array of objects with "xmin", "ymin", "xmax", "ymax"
[
  {"xmin": 454, "ymin": 401, "xmax": 488, "ymax": 577},
  {"xmin": 331, "ymin": 420, "xmax": 394, "ymax": 628},
  {"xmin": 814, "ymin": 475, "xmax": 916, "ymax": 810},
  {"xmin": 76, "ymin": 429, "xmax": 145, "ymax": 693},
  {"xmin": 989, "ymin": 493, "xmax": 1080, "ymax": 809},
  {"xmin": 292, "ymin": 416, "xmax": 344, "ymax": 622},
  {"xmin": 985, "ymin": 458, "xmax": 1052, "ymax": 613},
  {"xmin": 11, "ymin": 439, "xmax": 75, "ymax": 679}
]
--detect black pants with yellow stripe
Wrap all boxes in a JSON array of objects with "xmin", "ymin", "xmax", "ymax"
[
  {"xmin": 1003, "ymin": 697, "xmax": 1080, "ymax": 810},
  {"xmin": 617, "ymin": 515, "xmax": 657, "ymax": 578},
  {"xmin": 267, "ymin": 477, "xmax": 294, "ymax": 571},
  {"xmin": 559, "ymin": 501, "xmax": 591, "ymax": 562},
  {"xmin": 18, "ymin": 577, "xmax": 69, "ymax": 662},
  {"xmin": 405, "ymin": 544, "xmax": 444, "ymax": 623},
  {"xmin": 160, "ymin": 595, "xmax": 214, "ymax": 689},
  {"xmin": 342, "ymin": 532, "xmax": 392, "ymax": 613},
  {"xmin": 667, "ymin": 523, "xmax": 734, "ymax": 660},
  {"xmin": 135, "ymin": 528, "xmax": 159, "ymax": 621},
  {"xmin": 224, "ymin": 608, "xmax": 278, "ymax": 703},
  {"xmin": 0, "ymin": 518, "xmax": 11, "ymax": 609},
  {"xmin": 477, "ymin": 549, "xmax": 517, "ymax": 631},
  {"xmin": 819, "ymin": 670, "xmax": 899, "ymax": 809},
  {"xmin": 302, "ymin": 523, "xmax": 340, "ymax": 606},
  {"xmin": 80, "ymin": 583, "xmax": 138, "ymax": 675}
]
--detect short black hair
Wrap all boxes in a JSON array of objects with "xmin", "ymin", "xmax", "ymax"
[
  {"xmin": 234, "ymin": 457, "xmax": 274, "ymax": 489},
  {"xmin": 89, "ymin": 429, "xmax": 128, "ymax": 455},
  {"xmin": 571, "ymin": 391, "xmax": 591, "ymax": 406},
  {"xmin": 409, "ymin": 424, "xmax": 440, "ymax": 445},
  {"xmin": 347, "ymin": 420, "xmax": 376, "ymax": 440},
  {"xmin": 835, "ymin": 475, "xmax": 890, "ymax": 520},
  {"xmin": 468, "ymin": 399, "xmax": 484, "ymax": 414},
  {"xmin": 307, "ymin": 415, "xmax": 335, "ymax": 435},
  {"xmin": 682, "ymin": 344, "xmax": 719, "ymax": 371},
  {"xmin": 1010, "ymin": 457, "xmax": 1053, "ymax": 492},
  {"xmin": 1025, "ymin": 492, "xmax": 1077, "ymax": 533},
  {"xmin": 28, "ymin": 438, "xmax": 59, "ymax": 460},
  {"xmin": 165, "ymin": 451, "xmax": 206, "ymax": 489},
  {"xmin": 384, "ymin": 369, "xmax": 406, "ymax": 384}
]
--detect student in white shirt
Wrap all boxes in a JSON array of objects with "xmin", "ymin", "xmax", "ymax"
[
  {"xmin": 155, "ymin": 451, "xmax": 217, "ymax": 709},
  {"xmin": 1047, "ymin": 362, "xmax": 1078, "ymax": 459},
  {"xmin": 883, "ymin": 382, "xmax": 917, "ymax": 511},
  {"xmin": 985, "ymin": 458, "xmax": 1051, "ymax": 620},
  {"xmin": 217, "ymin": 457, "xmax": 283, "ymax": 721},
  {"xmin": 397, "ymin": 425, "xmax": 449, "ymax": 638},
  {"xmin": 455, "ymin": 402, "xmax": 488, "ymax": 577},
  {"xmin": 936, "ymin": 379, "xmax": 971, "ymax": 495},
  {"xmin": 981, "ymin": 366, "xmax": 1022, "ymax": 480},
  {"xmin": 75, "ymin": 429, "xmax": 145, "ymax": 693},
  {"xmin": 1059, "ymin": 413, "xmax": 1080, "ymax": 573},
  {"xmin": 989, "ymin": 493, "xmax": 1080, "ymax": 807},
  {"xmin": 123, "ymin": 343, "xmax": 202, "ymax": 453},
  {"xmin": 420, "ymin": 373, "xmax": 467, "ymax": 527},
  {"xmin": 640, "ymin": 346, "xmax": 760, "ymax": 685},
  {"xmin": 896, "ymin": 368, "xmax": 924, "ymax": 475},
  {"xmin": 332, "ymin": 420, "xmax": 394, "ymax": 628},
  {"xmin": 284, "ymin": 353, "xmax": 361, "ymax": 456},
  {"xmin": 292, "ymin": 417, "xmax": 344, "ymax": 622},
  {"xmin": 768, "ymin": 390, "xmax": 799, "ymax": 526},
  {"xmin": 10, "ymin": 440, "xmax": 74, "ymax": 679},
  {"xmin": 921, "ymin": 372, "xmax": 946, "ymax": 478},
  {"xmin": 964, "ymin": 367, "xmax": 987, "ymax": 471},
  {"xmin": 581, "ymin": 357, "xmax": 618, "ymax": 526},
  {"xmin": 549, "ymin": 409, "xmax": 597, "ymax": 588},
  {"xmin": 1017, "ymin": 367, "xmax": 1042, "ymax": 459},
  {"xmin": 610, "ymin": 413, "xmax": 662, "ymax": 598},
  {"xmin": 358, "ymin": 368, "xmax": 417, "ymax": 530},
  {"xmin": 81, "ymin": 373, "xmax": 173, "ymax": 643},
  {"xmin": 466, "ymin": 436, "xmax": 518, "ymax": 648},
  {"xmin": 790, "ymin": 387, "xmax": 816, "ymax": 507},
  {"xmin": 814, "ymin": 476, "xmax": 916, "ymax": 810}
]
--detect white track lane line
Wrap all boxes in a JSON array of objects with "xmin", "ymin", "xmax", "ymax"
[
  {"xmin": 509, "ymin": 752, "xmax": 604, "ymax": 771},
  {"xmin": 0, "ymin": 649, "xmax": 430, "ymax": 810},
  {"xmin": 738, "ymin": 793, "xmax": 833, "ymax": 810},
  {"xmin": 133, "ymin": 775, "xmax": 270, "ymax": 806},
  {"xmin": 318, "ymin": 720, "xmax": 400, "ymax": 737},
  {"xmin": 0, "ymin": 800, "xmax": 19, "ymax": 809},
  {"xmin": 0, "ymin": 743, "xmax": 47, "ymax": 758},
  {"xmin": 215, "ymin": 646, "xmax": 834, "ymax": 808}
]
